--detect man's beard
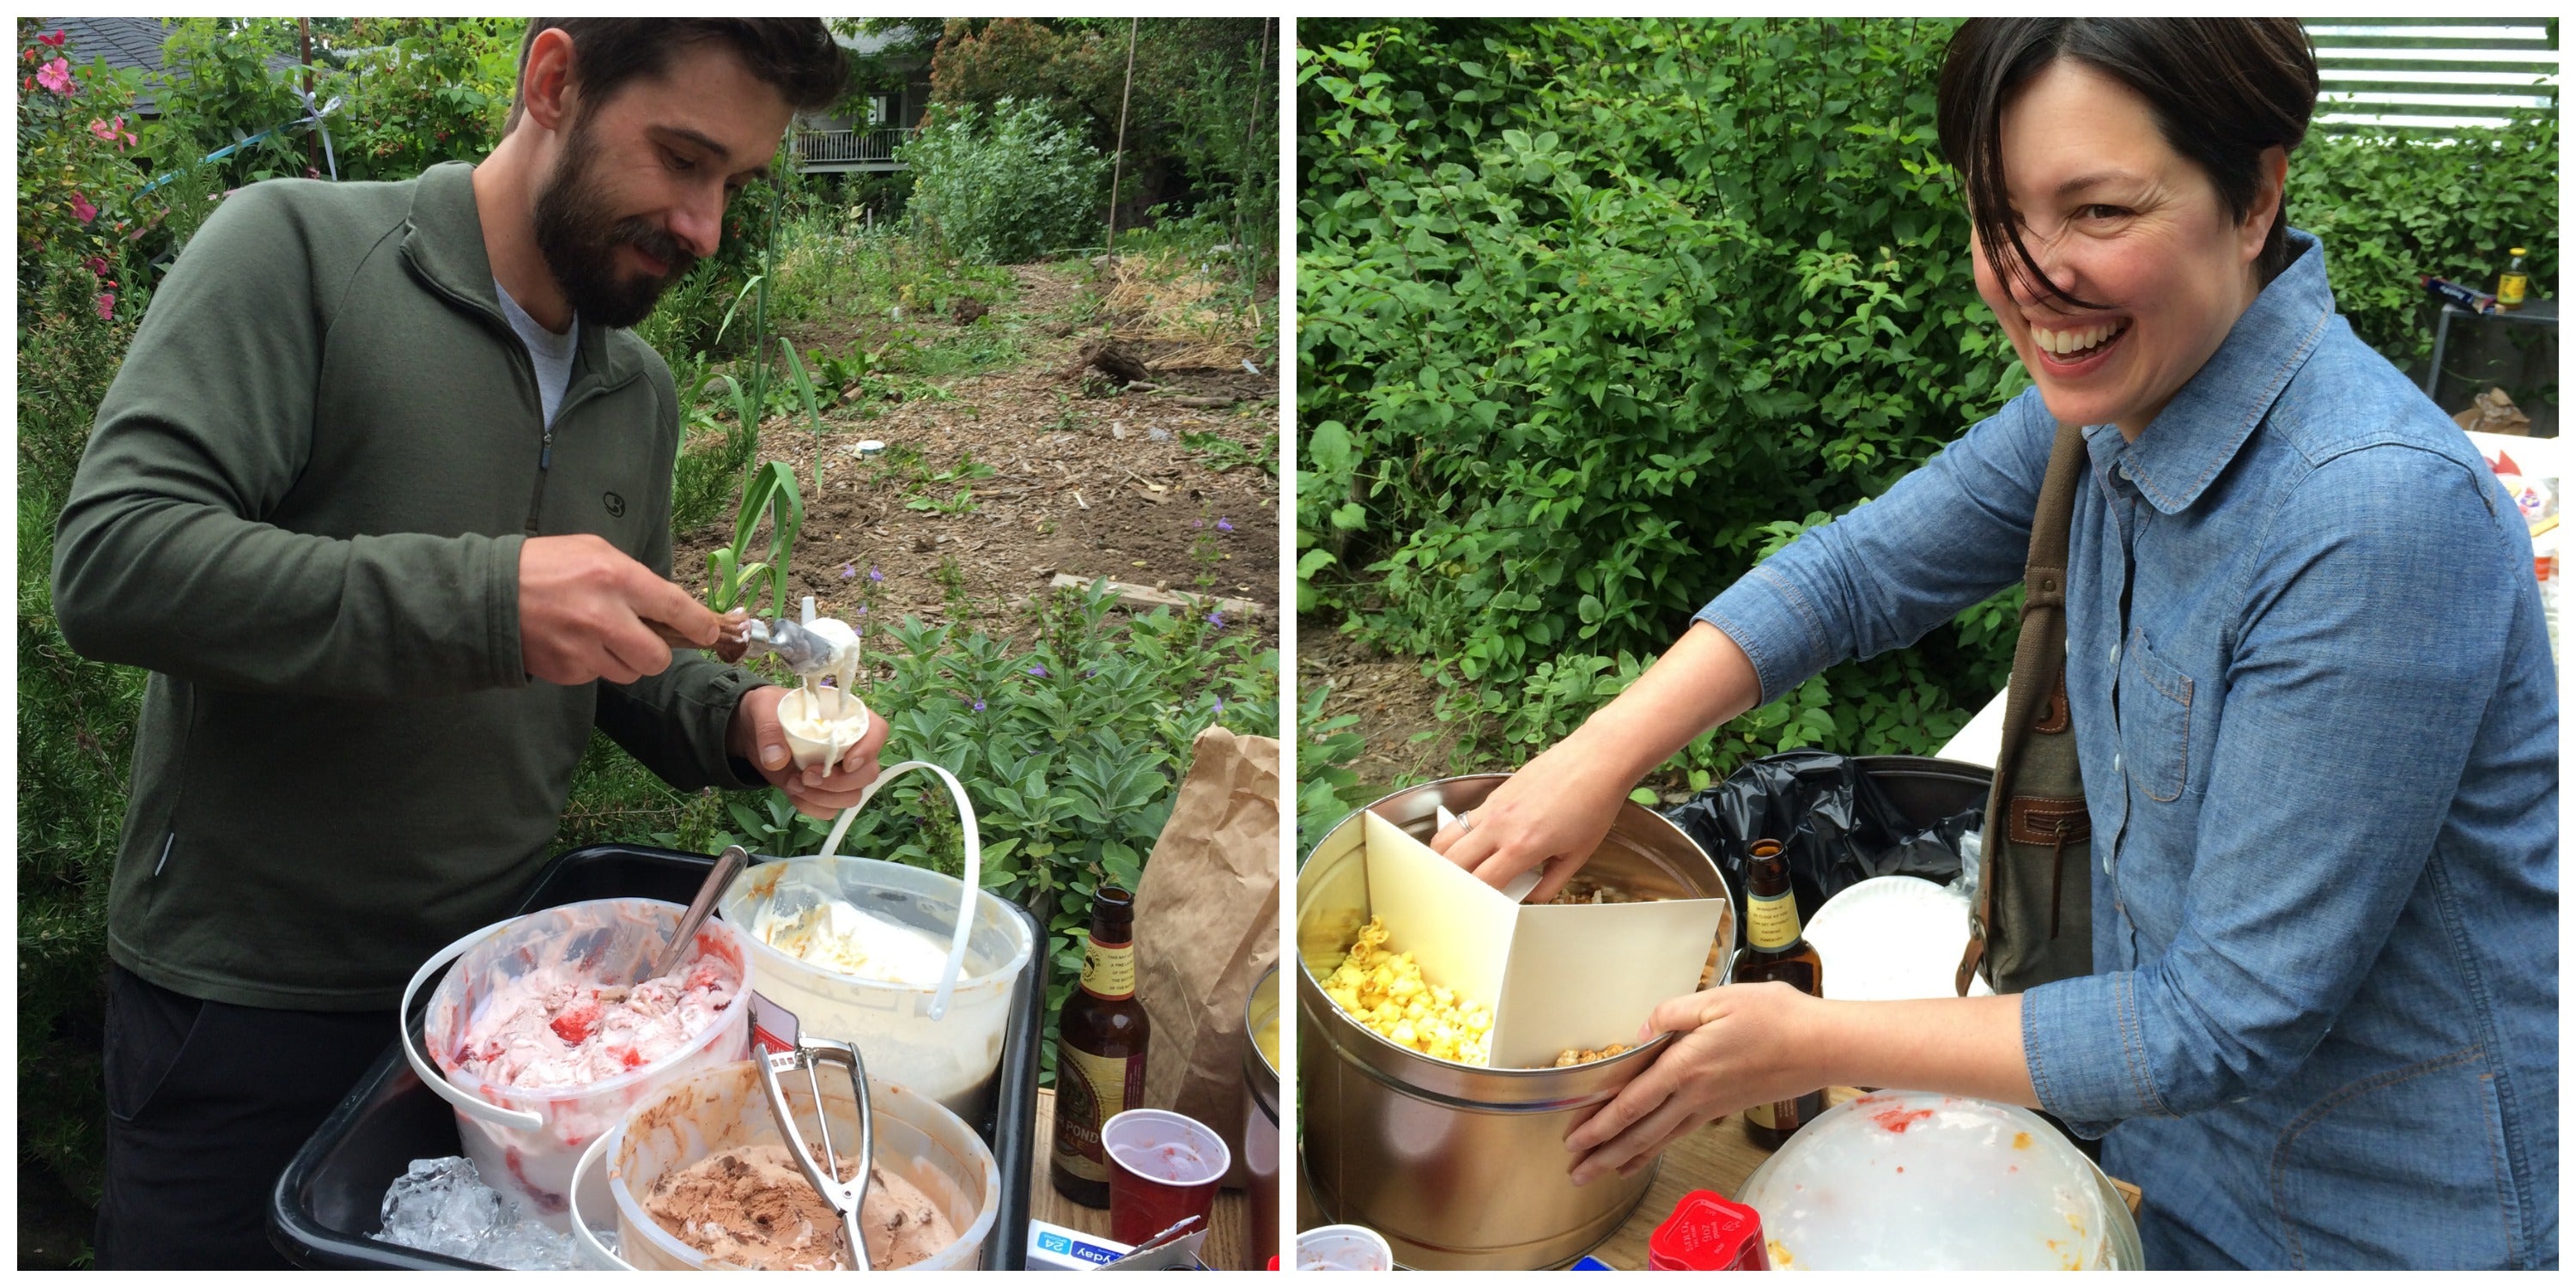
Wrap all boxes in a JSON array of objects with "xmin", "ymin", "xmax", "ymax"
[{"xmin": 531, "ymin": 118, "xmax": 699, "ymax": 331}]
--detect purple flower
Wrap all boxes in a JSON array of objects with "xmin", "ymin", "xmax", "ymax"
[
  {"xmin": 971, "ymin": 699, "xmax": 986, "ymax": 714},
  {"xmin": 1205, "ymin": 611, "xmax": 1224, "ymax": 629},
  {"xmin": 1217, "ymin": 518, "xmax": 1234, "ymax": 532},
  {"xmin": 1212, "ymin": 696, "xmax": 1225, "ymax": 714},
  {"xmin": 868, "ymin": 566, "xmax": 884, "ymax": 583},
  {"xmin": 1084, "ymin": 667, "xmax": 1098, "ymax": 678},
  {"xmin": 841, "ymin": 562, "xmax": 856, "ymax": 579},
  {"xmin": 1028, "ymin": 664, "xmax": 1048, "ymax": 678},
  {"xmin": 1193, "ymin": 519, "xmax": 1205, "ymax": 529}
]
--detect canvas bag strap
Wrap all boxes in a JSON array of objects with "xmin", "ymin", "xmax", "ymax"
[{"xmin": 1957, "ymin": 420, "xmax": 2091, "ymax": 995}]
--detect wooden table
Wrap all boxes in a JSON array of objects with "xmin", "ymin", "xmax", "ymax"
[
  {"xmin": 1303, "ymin": 1089, "xmax": 2139, "ymax": 1270},
  {"xmin": 1032, "ymin": 1088, "xmax": 1263, "ymax": 1271}
]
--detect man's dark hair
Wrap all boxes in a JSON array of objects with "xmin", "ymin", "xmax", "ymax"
[
  {"xmin": 1935, "ymin": 18, "xmax": 2318, "ymax": 309},
  {"xmin": 506, "ymin": 19, "xmax": 848, "ymax": 132}
]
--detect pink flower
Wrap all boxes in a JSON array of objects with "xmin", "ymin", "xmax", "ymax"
[
  {"xmin": 82, "ymin": 255, "xmax": 107, "ymax": 277},
  {"xmin": 88, "ymin": 114, "xmax": 135, "ymax": 149},
  {"xmin": 38, "ymin": 29, "xmax": 66, "ymax": 47},
  {"xmin": 36, "ymin": 56, "xmax": 74, "ymax": 95},
  {"xmin": 95, "ymin": 292, "xmax": 115, "ymax": 320},
  {"xmin": 68, "ymin": 191, "xmax": 97, "ymax": 223}
]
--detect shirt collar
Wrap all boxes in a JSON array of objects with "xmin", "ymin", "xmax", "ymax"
[
  {"xmin": 2088, "ymin": 228, "xmax": 2336, "ymax": 515},
  {"xmin": 402, "ymin": 160, "xmax": 623, "ymax": 385}
]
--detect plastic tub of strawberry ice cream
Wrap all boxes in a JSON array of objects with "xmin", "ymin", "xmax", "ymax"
[{"xmin": 398, "ymin": 897, "xmax": 754, "ymax": 1233}]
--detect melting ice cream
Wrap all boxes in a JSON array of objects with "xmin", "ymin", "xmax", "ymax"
[
  {"xmin": 451, "ymin": 954, "xmax": 739, "ymax": 1089},
  {"xmin": 645, "ymin": 1141, "xmax": 957, "ymax": 1271},
  {"xmin": 752, "ymin": 899, "xmax": 951, "ymax": 986}
]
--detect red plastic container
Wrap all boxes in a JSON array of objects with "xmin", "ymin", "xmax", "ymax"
[{"xmin": 1646, "ymin": 1189, "xmax": 1769, "ymax": 1271}]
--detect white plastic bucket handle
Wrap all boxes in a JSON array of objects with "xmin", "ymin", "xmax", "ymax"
[
  {"xmin": 814, "ymin": 758, "xmax": 981, "ymax": 1021},
  {"xmin": 399, "ymin": 916, "xmax": 546, "ymax": 1134},
  {"xmin": 567, "ymin": 1130, "xmax": 636, "ymax": 1270}
]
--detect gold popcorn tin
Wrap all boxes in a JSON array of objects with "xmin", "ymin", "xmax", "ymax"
[{"xmin": 1296, "ymin": 775, "xmax": 1736, "ymax": 1271}]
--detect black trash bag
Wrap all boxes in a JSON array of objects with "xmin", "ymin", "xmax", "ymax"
[{"xmin": 1661, "ymin": 749, "xmax": 1981, "ymax": 927}]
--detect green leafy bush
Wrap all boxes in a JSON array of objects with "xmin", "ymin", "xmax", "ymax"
[
  {"xmin": 1298, "ymin": 17, "xmax": 2019, "ymax": 781},
  {"xmin": 2291, "ymin": 112, "xmax": 2558, "ymax": 369},
  {"xmin": 901, "ymin": 97, "xmax": 1110, "ymax": 264},
  {"xmin": 330, "ymin": 18, "xmax": 520, "ymax": 183}
]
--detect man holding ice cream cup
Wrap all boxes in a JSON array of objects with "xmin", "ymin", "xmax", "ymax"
[{"xmin": 53, "ymin": 20, "xmax": 888, "ymax": 1268}]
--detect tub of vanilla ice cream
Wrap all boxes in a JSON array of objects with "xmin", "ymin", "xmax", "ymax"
[
  {"xmin": 402, "ymin": 898, "xmax": 755, "ymax": 1232},
  {"xmin": 716, "ymin": 762, "xmax": 1032, "ymax": 1128}
]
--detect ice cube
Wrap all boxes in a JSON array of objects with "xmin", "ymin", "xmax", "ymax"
[
  {"xmin": 378, "ymin": 1157, "xmax": 505, "ymax": 1259},
  {"xmin": 475, "ymin": 1215, "xmax": 582, "ymax": 1271}
]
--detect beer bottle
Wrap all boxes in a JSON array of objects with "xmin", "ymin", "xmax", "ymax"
[
  {"xmin": 1733, "ymin": 840, "xmax": 1826, "ymax": 1150},
  {"xmin": 2498, "ymin": 247, "xmax": 2530, "ymax": 310},
  {"xmin": 1049, "ymin": 886, "xmax": 1150, "ymax": 1206}
]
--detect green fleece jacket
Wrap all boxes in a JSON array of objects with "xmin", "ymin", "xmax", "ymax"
[{"xmin": 54, "ymin": 161, "xmax": 766, "ymax": 1011}]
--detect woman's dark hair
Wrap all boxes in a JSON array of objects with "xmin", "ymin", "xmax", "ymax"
[
  {"xmin": 506, "ymin": 19, "xmax": 848, "ymax": 134},
  {"xmin": 1935, "ymin": 18, "xmax": 2318, "ymax": 308}
]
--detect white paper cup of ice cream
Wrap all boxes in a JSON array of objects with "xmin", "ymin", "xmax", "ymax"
[{"xmin": 777, "ymin": 686, "xmax": 872, "ymax": 771}]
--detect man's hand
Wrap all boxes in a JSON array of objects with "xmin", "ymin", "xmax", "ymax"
[
  {"xmin": 1562, "ymin": 982, "xmax": 1827, "ymax": 1186},
  {"xmin": 730, "ymin": 684, "xmax": 888, "ymax": 820},
  {"xmin": 519, "ymin": 534, "xmax": 726, "ymax": 684}
]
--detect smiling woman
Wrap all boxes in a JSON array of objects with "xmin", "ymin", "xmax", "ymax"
[{"xmin": 1384, "ymin": 16, "xmax": 2556, "ymax": 1272}]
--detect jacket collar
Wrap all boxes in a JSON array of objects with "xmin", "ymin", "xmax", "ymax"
[
  {"xmin": 2086, "ymin": 228, "xmax": 2335, "ymax": 515},
  {"xmin": 399, "ymin": 160, "xmax": 631, "ymax": 388}
]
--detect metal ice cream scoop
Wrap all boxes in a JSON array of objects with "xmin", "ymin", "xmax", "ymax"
[{"xmin": 741, "ymin": 616, "xmax": 836, "ymax": 673}]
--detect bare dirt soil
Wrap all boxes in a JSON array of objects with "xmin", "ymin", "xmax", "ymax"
[
  {"xmin": 677, "ymin": 262, "xmax": 1279, "ymax": 646},
  {"xmin": 1298, "ymin": 623, "xmax": 1488, "ymax": 791}
]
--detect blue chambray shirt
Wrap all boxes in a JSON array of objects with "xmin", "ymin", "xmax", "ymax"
[{"xmin": 1698, "ymin": 231, "xmax": 2556, "ymax": 1270}]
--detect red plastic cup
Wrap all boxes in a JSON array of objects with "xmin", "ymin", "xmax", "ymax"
[
  {"xmin": 1647, "ymin": 1189, "xmax": 1769, "ymax": 1271},
  {"xmin": 1102, "ymin": 1108, "xmax": 1231, "ymax": 1246}
]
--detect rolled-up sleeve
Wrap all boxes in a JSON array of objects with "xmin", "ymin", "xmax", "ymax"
[
  {"xmin": 1697, "ymin": 390, "xmax": 2056, "ymax": 702},
  {"xmin": 2021, "ymin": 444, "xmax": 2518, "ymax": 1130}
]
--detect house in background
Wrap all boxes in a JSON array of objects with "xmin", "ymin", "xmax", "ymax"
[
  {"xmin": 795, "ymin": 22, "xmax": 939, "ymax": 174},
  {"xmin": 39, "ymin": 16, "xmax": 300, "ymax": 118}
]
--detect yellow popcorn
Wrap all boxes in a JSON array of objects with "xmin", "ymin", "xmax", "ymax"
[{"xmin": 1319, "ymin": 916, "xmax": 1493, "ymax": 1066}]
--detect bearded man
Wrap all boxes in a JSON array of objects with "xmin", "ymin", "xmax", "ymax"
[{"xmin": 52, "ymin": 21, "xmax": 888, "ymax": 1267}]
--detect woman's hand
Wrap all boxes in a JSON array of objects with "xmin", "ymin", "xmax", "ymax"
[
  {"xmin": 1563, "ymin": 982, "xmax": 1826, "ymax": 1186},
  {"xmin": 1430, "ymin": 623, "xmax": 1767, "ymax": 902},
  {"xmin": 1427, "ymin": 740, "xmax": 1631, "ymax": 902}
]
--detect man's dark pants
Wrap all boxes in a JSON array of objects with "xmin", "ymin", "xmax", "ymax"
[{"xmin": 97, "ymin": 963, "xmax": 390, "ymax": 1269}]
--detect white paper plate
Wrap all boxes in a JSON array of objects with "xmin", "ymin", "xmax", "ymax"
[{"xmin": 1801, "ymin": 875, "xmax": 1994, "ymax": 1001}]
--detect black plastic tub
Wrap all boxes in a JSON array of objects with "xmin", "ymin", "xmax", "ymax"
[{"xmin": 267, "ymin": 842, "xmax": 1047, "ymax": 1269}]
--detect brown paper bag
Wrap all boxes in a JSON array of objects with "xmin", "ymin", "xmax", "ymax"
[
  {"xmin": 1133, "ymin": 725, "xmax": 1280, "ymax": 1188},
  {"xmin": 2455, "ymin": 386, "xmax": 2534, "ymax": 436}
]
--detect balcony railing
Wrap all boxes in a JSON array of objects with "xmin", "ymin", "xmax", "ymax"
[{"xmin": 793, "ymin": 126, "xmax": 919, "ymax": 168}]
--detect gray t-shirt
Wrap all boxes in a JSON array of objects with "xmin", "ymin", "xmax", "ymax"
[{"xmin": 493, "ymin": 276, "xmax": 577, "ymax": 428}]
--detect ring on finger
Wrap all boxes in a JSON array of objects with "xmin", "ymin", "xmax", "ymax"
[{"xmin": 1458, "ymin": 811, "xmax": 1477, "ymax": 835}]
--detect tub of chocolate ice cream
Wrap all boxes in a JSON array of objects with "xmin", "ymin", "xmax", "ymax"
[
  {"xmin": 401, "ymin": 897, "xmax": 756, "ymax": 1232},
  {"xmin": 570, "ymin": 1059, "xmax": 999, "ymax": 1271}
]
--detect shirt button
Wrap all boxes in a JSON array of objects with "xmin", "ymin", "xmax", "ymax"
[
  {"xmin": 2112, "ymin": 751, "xmax": 2123, "ymax": 775},
  {"xmin": 2109, "ymin": 641, "xmax": 2121, "ymax": 666},
  {"xmin": 2103, "ymin": 856, "xmax": 2115, "ymax": 877}
]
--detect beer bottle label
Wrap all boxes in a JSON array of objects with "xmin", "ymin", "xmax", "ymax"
[
  {"xmin": 1080, "ymin": 939, "xmax": 1137, "ymax": 999},
  {"xmin": 1747, "ymin": 890, "xmax": 1803, "ymax": 951},
  {"xmin": 1053, "ymin": 1046, "xmax": 1146, "ymax": 1182},
  {"xmin": 2501, "ymin": 272, "xmax": 2529, "ymax": 306}
]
